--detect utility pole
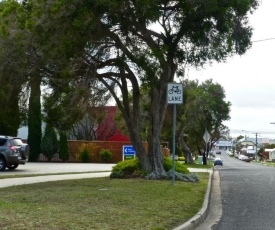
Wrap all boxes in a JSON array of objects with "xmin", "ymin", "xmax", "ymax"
[{"xmin": 253, "ymin": 133, "xmax": 260, "ymax": 161}]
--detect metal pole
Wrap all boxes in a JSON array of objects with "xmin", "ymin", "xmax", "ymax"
[
  {"xmin": 205, "ymin": 141, "xmax": 207, "ymax": 165},
  {"xmin": 172, "ymin": 104, "xmax": 176, "ymax": 185}
]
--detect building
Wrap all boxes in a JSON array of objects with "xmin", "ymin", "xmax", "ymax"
[{"xmin": 215, "ymin": 140, "xmax": 233, "ymax": 150}]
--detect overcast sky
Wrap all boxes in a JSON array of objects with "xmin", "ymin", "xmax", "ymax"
[{"xmin": 186, "ymin": 0, "xmax": 275, "ymax": 139}]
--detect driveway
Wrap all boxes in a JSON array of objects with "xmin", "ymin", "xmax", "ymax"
[{"xmin": 0, "ymin": 162, "xmax": 116, "ymax": 175}]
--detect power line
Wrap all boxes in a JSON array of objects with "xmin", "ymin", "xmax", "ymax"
[{"xmin": 252, "ymin": 37, "xmax": 275, "ymax": 43}]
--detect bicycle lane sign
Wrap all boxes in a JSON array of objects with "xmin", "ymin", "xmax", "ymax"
[{"xmin": 167, "ymin": 83, "xmax": 183, "ymax": 104}]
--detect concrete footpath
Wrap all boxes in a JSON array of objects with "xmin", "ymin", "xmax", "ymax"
[
  {"xmin": 0, "ymin": 163, "xmax": 215, "ymax": 229},
  {"xmin": 0, "ymin": 172, "xmax": 111, "ymax": 188}
]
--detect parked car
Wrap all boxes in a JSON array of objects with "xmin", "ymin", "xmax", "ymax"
[
  {"xmin": 0, "ymin": 136, "xmax": 29, "ymax": 171},
  {"xmin": 238, "ymin": 154, "xmax": 245, "ymax": 160},
  {"xmin": 238, "ymin": 154, "xmax": 250, "ymax": 162},
  {"xmin": 214, "ymin": 158, "xmax": 223, "ymax": 166}
]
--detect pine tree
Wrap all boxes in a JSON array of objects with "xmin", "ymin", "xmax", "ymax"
[
  {"xmin": 58, "ymin": 131, "xmax": 69, "ymax": 162},
  {"xmin": 41, "ymin": 124, "xmax": 58, "ymax": 161}
]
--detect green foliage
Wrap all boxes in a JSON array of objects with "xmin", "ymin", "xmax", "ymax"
[
  {"xmin": 58, "ymin": 132, "xmax": 69, "ymax": 162},
  {"xmin": 77, "ymin": 143, "xmax": 100, "ymax": 162},
  {"xmin": 180, "ymin": 79, "xmax": 231, "ymax": 154},
  {"xmin": 132, "ymin": 169, "xmax": 148, "ymax": 178},
  {"xmin": 163, "ymin": 157, "xmax": 189, "ymax": 174},
  {"xmin": 0, "ymin": 81, "xmax": 25, "ymax": 136},
  {"xmin": 178, "ymin": 156, "xmax": 185, "ymax": 161},
  {"xmin": 42, "ymin": 89, "xmax": 85, "ymax": 133},
  {"xmin": 264, "ymin": 144, "xmax": 275, "ymax": 149},
  {"xmin": 111, "ymin": 159, "xmax": 143, "ymax": 177},
  {"xmin": 40, "ymin": 124, "xmax": 58, "ymax": 161},
  {"xmin": 80, "ymin": 148, "xmax": 90, "ymax": 163},
  {"xmin": 99, "ymin": 149, "xmax": 113, "ymax": 163},
  {"xmin": 184, "ymin": 163, "xmax": 212, "ymax": 169},
  {"xmin": 111, "ymin": 159, "xmax": 148, "ymax": 178},
  {"xmin": 176, "ymin": 145, "xmax": 184, "ymax": 157},
  {"xmin": 111, "ymin": 157, "xmax": 190, "ymax": 179},
  {"xmin": 0, "ymin": 0, "xmax": 259, "ymax": 174}
]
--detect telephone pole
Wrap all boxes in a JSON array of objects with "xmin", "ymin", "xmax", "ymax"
[{"xmin": 253, "ymin": 132, "xmax": 260, "ymax": 161}]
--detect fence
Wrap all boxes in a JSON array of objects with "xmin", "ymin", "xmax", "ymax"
[{"xmin": 38, "ymin": 140, "xmax": 170, "ymax": 163}]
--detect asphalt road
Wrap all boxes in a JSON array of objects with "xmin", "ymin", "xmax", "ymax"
[{"xmin": 204, "ymin": 151, "xmax": 275, "ymax": 230}]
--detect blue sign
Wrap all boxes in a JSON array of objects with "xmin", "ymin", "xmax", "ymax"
[{"xmin": 123, "ymin": 145, "xmax": 136, "ymax": 155}]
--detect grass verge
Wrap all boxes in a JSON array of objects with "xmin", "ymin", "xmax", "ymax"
[
  {"xmin": 0, "ymin": 173, "xmax": 209, "ymax": 230},
  {"xmin": 184, "ymin": 163, "xmax": 213, "ymax": 169}
]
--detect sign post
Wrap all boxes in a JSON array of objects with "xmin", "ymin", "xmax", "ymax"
[
  {"xmin": 203, "ymin": 129, "xmax": 210, "ymax": 164},
  {"xmin": 167, "ymin": 83, "xmax": 183, "ymax": 185}
]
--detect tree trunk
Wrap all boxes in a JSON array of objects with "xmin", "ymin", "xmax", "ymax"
[
  {"xmin": 148, "ymin": 126, "xmax": 165, "ymax": 174},
  {"xmin": 178, "ymin": 128, "xmax": 194, "ymax": 164},
  {"xmin": 28, "ymin": 75, "xmax": 42, "ymax": 162},
  {"xmin": 146, "ymin": 86, "xmax": 168, "ymax": 174},
  {"xmin": 128, "ymin": 127, "xmax": 151, "ymax": 172}
]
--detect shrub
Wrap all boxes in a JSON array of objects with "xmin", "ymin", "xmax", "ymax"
[
  {"xmin": 111, "ymin": 157, "xmax": 190, "ymax": 179},
  {"xmin": 80, "ymin": 148, "xmax": 90, "ymax": 163},
  {"xmin": 40, "ymin": 124, "xmax": 58, "ymax": 161},
  {"xmin": 111, "ymin": 159, "xmax": 146, "ymax": 178},
  {"xmin": 77, "ymin": 143, "xmax": 99, "ymax": 162},
  {"xmin": 99, "ymin": 149, "xmax": 113, "ymax": 163},
  {"xmin": 178, "ymin": 156, "xmax": 185, "ymax": 161},
  {"xmin": 163, "ymin": 157, "xmax": 189, "ymax": 174},
  {"xmin": 132, "ymin": 169, "xmax": 148, "ymax": 177}
]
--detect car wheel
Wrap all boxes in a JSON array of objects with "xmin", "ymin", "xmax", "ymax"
[
  {"xmin": 7, "ymin": 164, "xmax": 19, "ymax": 170},
  {"xmin": 0, "ymin": 157, "xmax": 7, "ymax": 171}
]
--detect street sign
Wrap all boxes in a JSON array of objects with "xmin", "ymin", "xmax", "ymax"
[
  {"xmin": 123, "ymin": 146, "xmax": 135, "ymax": 155},
  {"xmin": 123, "ymin": 145, "xmax": 136, "ymax": 161},
  {"xmin": 203, "ymin": 129, "xmax": 210, "ymax": 144},
  {"xmin": 167, "ymin": 83, "xmax": 183, "ymax": 104}
]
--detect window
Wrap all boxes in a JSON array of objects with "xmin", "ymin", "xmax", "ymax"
[{"xmin": 0, "ymin": 138, "xmax": 7, "ymax": 146}]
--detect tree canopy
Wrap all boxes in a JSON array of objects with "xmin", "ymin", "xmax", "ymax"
[
  {"xmin": 179, "ymin": 79, "xmax": 231, "ymax": 162},
  {"xmin": 0, "ymin": 0, "xmax": 259, "ymax": 173}
]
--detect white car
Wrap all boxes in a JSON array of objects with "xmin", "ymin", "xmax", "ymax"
[
  {"xmin": 238, "ymin": 155, "xmax": 250, "ymax": 162},
  {"xmin": 238, "ymin": 154, "xmax": 245, "ymax": 160}
]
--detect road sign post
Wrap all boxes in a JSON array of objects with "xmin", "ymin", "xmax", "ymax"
[
  {"xmin": 167, "ymin": 83, "xmax": 183, "ymax": 185},
  {"xmin": 203, "ymin": 129, "xmax": 210, "ymax": 164}
]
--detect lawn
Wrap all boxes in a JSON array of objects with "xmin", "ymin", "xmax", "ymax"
[{"xmin": 0, "ymin": 173, "xmax": 209, "ymax": 230}]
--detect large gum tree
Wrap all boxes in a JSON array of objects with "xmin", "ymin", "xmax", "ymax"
[{"xmin": 29, "ymin": 0, "xmax": 259, "ymax": 174}]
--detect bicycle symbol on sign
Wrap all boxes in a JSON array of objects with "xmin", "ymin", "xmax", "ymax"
[{"xmin": 168, "ymin": 86, "xmax": 181, "ymax": 94}]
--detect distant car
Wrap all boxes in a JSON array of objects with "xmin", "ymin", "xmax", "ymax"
[
  {"xmin": 214, "ymin": 158, "xmax": 223, "ymax": 166},
  {"xmin": 0, "ymin": 136, "xmax": 29, "ymax": 171},
  {"xmin": 238, "ymin": 154, "xmax": 246, "ymax": 160},
  {"xmin": 241, "ymin": 155, "xmax": 251, "ymax": 162},
  {"xmin": 216, "ymin": 151, "xmax": 221, "ymax": 155}
]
